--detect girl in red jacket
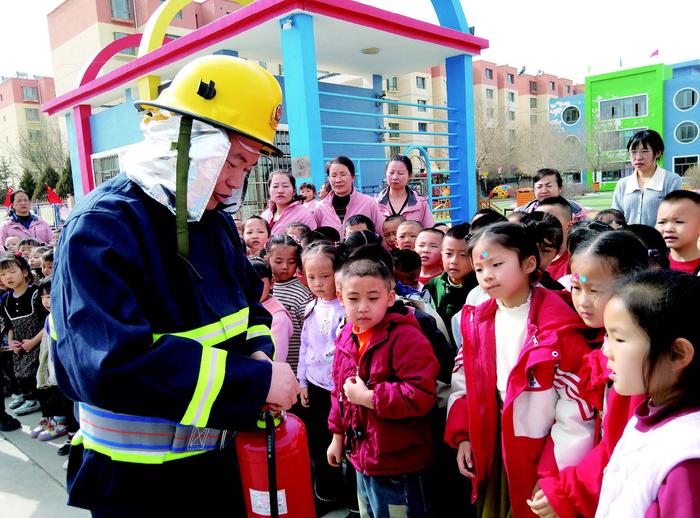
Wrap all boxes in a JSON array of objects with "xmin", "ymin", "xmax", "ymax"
[
  {"xmin": 529, "ymin": 231, "xmax": 650, "ymax": 517},
  {"xmin": 445, "ymin": 223, "xmax": 595, "ymax": 518}
]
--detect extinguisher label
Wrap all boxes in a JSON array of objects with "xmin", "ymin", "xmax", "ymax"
[{"xmin": 249, "ymin": 488, "xmax": 288, "ymax": 515}]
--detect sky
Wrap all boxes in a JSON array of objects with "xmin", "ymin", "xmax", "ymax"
[{"xmin": 0, "ymin": 0, "xmax": 698, "ymax": 83}]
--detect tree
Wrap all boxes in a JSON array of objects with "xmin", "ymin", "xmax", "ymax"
[
  {"xmin": 56, "ymin": 156, "xmax": 74, "ymax": 198},
  {"xmin": 14, "ymin": 121, "xmax": 66, "ymax": 174},
  {"xmin": 516, "ymin": 124, "xmax": 587, "ymax": 178},
  {"xmin": 19, "ymin": 170, "xmax": 37, "ymax": 200},
  {"xmin": 683, "ymin": 165, "xmax": 700, "ymax": 190},
  {"xmin": 473, "ymin": 98, "xmax": 520, "ymax": 190},
  {"xmin": 33, "ymin": 166, "xmax": 61, "ymax": 200}
]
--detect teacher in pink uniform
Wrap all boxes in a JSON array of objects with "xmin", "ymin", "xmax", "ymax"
[
  {"xmin": 261, "ymin": 170, "xmax": 316, "ymax": 236},
  {"xmin": 376, "ymin": 154, "xmax": 433, "ymax": 228}
]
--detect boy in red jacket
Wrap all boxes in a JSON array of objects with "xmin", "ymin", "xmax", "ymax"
[{"xmin": 327, "ymin": 257, "xmax": 439, "ymax": 517}]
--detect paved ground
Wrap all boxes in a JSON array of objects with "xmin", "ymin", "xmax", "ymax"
[{"xmin": 0, "ymin": 397, "xmax": 346, "ymax": 518}]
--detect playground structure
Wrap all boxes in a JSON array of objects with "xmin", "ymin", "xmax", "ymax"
[{"xmin": 43, "ymin": 0, "xmax": 488, "ymax": 224}]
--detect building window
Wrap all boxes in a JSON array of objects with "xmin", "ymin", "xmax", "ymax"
[
  {"xmin": 600, "ymin": 127, "xmax": 647, "ymax": 151},
  {"xmin": 601, "ymin": 166, "xmax": 628, "ymax": 182},
  {"xmin": 25, "ymin": 108, "xmax": 40, "ymax": 121},
  {"xmin": 562, "ymin": 106, "xmax": 580, "ymax": 125},
  {"xmin": 388, "ymin": 122, "xmax": 399, "ymax": 138},
  {"xmin": 417, "ymin": 99, "xmax": 427, "ymax": 112},
  {"xmin": 418, "ymin": 122, "xmax": 428, "ymax": 133},
  {"xmin": 113, "ymin": 32, "xmax": 136, "ymax": 55},
  {"xmin": 507, "ymin": 73, "xmax": 514, "ymax": 84},
  {"xmin": 530, "ymin": 97, "xmax": 537, "ymax": 109},
  {"xmin": 22, "ymin": 86, "xmax": 38, "ymax": 101},
  {"xmin": 675, "ymin": 121, "xmax": 699, "ymax": 144},
  {"xmin": 508, "ymin": 110, "xmax": 515, "ymax": 121},
  {"xmin": 486, "ymin": 88, "xmax": 494, "ymax": 99},
  {"xmin": 486, "ymin": 108, "xmax": 495, "ymax": 119},
  {"xmin": 485, "ymin": 68, "xmax": 494, "ymax": 80},
  {"xmin": 600, "ymin": 95, "xmax": 647, "ymax": 120},
  {"xmin": 388, "ymin": 103, "xmax": 399, "ymax": 116},
  {"xmin": 674, "ymin": 88, "xmax": 698, "ymax": 111},
  {"xmin": 507, "ymin": 92, "xmax": 515, "ymax": 103},
  {"xmin": 165, "ymin": 33, "xmax": 180, "ymax": 41},
  {"xmin": 673, "ymin": 155, "xmax": 699, "ymax": 176},
  {"xmin": 28, "ymin": 129, "xmax": 42, "ymax": 142},
  {"xmin": 566, "ymin": 85, "xmax": 571, "ymax": 94},
  {"xmin": 389, "ymin": 145, "xmax": 401, "ymax": 156},
  {"xmin": 549, "ymin": 81, "xmax": 555, "ymax": 92},
  {"xmin": 416, "ymin": 76, "xmax": 426, "ymax": 89},
  {"xmin": 529, "ymin": 80, "xmax": 537, "ymax": 92},
  {"xmin": 111, "ymin": 0, "xmax": 132, "ymax": 20},
  {"xmin": 530, "ymin": 114, "xmax": 538, "ymax": 125},
  {"xmin": 386, "ymin": 77, "xmax": 398, "ymax": 92},
  {"xmin": 508, "ymin": 129, "xmax": 516, "ymax": 139}
]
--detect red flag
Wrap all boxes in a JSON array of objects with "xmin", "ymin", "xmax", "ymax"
[
  {"xmin": 46, "ymin": 185, "xmax": 61, "ymax": 204},
  {"xmin": 3, "ymin": 187, "xmax": 13, "ymax": 207},
  {"xmin": 650, "ymin": 49, "xmax": 659, "ymax": 57}
]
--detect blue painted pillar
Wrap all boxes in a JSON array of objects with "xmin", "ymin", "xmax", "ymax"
[{"xmin": 279, "ymin": 14, "xmax": 323, "ymax": 188}]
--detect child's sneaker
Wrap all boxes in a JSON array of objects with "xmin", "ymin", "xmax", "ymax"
[
  {"xmin": 31, "ymin": 417, "xmax": 50, "ymax": 438},
  {"xmin": 14, "ymin": 399, "xmax": 40, "ymax": 416},
  {"xmin": 38, "ymin": 419, "xmax": 69, "ymax": 441},
  {"xmin": 8, "ymin": 394, "xmax": 25, "ymax": 410}
]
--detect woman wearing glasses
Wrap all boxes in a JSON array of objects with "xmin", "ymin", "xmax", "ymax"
[
  {"xmin": 313, "ymin": 156, "xmax": 385, "ymax": 238},
  {"xmin": 612, "ymin": 129, "xmax": 682, "ymax": 226}
]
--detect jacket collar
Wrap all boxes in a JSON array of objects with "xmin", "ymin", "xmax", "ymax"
[
  {"xmin": 624, "ymin": 166, "xmax": 666, "ymax": 195},
  {"xmin": 377, "ymin": 186, "xmax": 418, "ymax": 208}
]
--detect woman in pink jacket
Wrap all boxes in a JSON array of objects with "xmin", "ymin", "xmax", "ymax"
[
  {"xmin": 313, "ymin": 156, "xmax": 385, "ymax": 239},
  {"xmin": 376, "ymin": 155, "xmax": 434, "ymax": 228},
  {"xmin": 260, "ymin": 170, "xmax": 316, "ymax": 236},
  {"xmin": 0, "ymin": 189, "xmax": 53, "ymax": 246}
]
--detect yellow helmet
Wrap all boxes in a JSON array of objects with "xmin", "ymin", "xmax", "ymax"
[{"xmin": 137, "ymin": 55, "xmax": 283, "ymax": 156}]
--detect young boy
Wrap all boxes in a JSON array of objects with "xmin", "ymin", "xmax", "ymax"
[
  {"xmin": 425, "ymin": 223, "xmax": 477, "ymax": 344},
  {"xmin": 344, "ymin": 214, "xmax": 375, "ymax": 237},
  {"xmin": 415, "ymin": 228, "xmax": 444, "ymax": 284},
  {"xmin": 328, "ymin": 258, "xmax": 439, "ymax": 517},
  {"xmin": 381, "ymin": 215, "xmax": 405, "ymax": 249},
  {"xmin": 656, "ymin": 190, "xmax": 700, "ymax": 274},
  {"xmin": 4, "ymin": 236, "xmax": 20, "ymax": 254},
  {"xmin": 535, "ymin": 196, "xmax": 574, "ymax": 282},
  {"xmin": 396, "ymin": 220, "xmax": 423, "ymax": 250}
]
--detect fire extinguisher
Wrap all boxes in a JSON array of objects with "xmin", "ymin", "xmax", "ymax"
[{"xmin": 236, "ymin": 412, "xmax": 315, "ymax": 518}]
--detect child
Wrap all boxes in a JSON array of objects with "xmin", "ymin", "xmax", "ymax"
[
  {"xmin": 0, "ymin": 255, "xmax": 47, "ymax": 417},
  {"xmin": 520, "ymin": 212, "xmax": 565, "ymax": 290},
  {"xmin": 396, "ymin": 220, "xmax": 423, "ymax": 250},
  {"xmin": 594, "ymin": 208, "xmax": 626, "ymax": 229},
  {"xmin": 4, "ymin": 236, "xmax": 20, "ymax": 254},
  {"xmin": 249, "ymin": 257, "xmax": 292, "ymax": 363},
  {"xmin": 41, "ymin": 249, "xmax": 54, "ymax": 278},
  {"xmin": 300, "ymin": 182, "xmax": 318, "ymax": 208},
  {"xmin": 298, "ymin": 244, "xmax": 347, "ymax": 512},
  {"xmin": 286, "ymin": 222, "xmax": 312, "ymax": 243},
  {"xmin": 18, "ymin": 238, "xmax": 42, "ymax": 261},
  {"xmin": 343, "ymin": 214, "xmax": 375, "ymax": 237},
  {"xmin": 530, "ymin": 231, "xmax": 649, "ymax": 518},
  {"xmin": 425, "ymin": 223, "xmax": 477, "ymax": 344},
  {"xmin": 29, "ymin": 246, "xmax": 50, "ymax": 280},
  {"xmin": 242, "ymin": 216, "xmax": 270, "ymax": 257},
  {"xmin": 433, "ymin": 223, "xmax": 450, "ymax": 234},
  {"xmin": 381, "ymin": 215, "xmax": 405, "ymax": 249},
  {"xmin": 626, "ymin": 224, "xmax": 669, "ymax": 270},
  {"xmin": 596, "ymin": 270, "xmax": 700, "ymax": 517},
  {"xmin": 266, "ymin": 235, "xmax": 313, "ymax": 373},
  {"xmin": 535, "ymin": 196, "xmax": 574, "ymax": 282},
  {"xmin": 416, "ymin": 228, "xmax": 444, "ymax": 284},
  {"xmin": 655, "ymin": 190, "xmax": 700, "ymax": 274},
  {"xmin": 446, "ymin": 222, "xmax": 594, "ymax": 518},
  {"xmin": 327, "ymin": 258, "xmax": 439, "ymax": 517},
  {"xmin": 391, "ymin": 248, "xmax": 422, "ymax": 290}
]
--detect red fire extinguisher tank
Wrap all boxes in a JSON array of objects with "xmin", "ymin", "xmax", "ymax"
[{"xmin": 236, "ymin": 413, "xmax": 315, "ymax": 518}]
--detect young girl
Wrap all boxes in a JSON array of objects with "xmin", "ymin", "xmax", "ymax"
[
  {"xmin": 0, "ymin": 255, "xmax": 47, "ymax": 418},
  {"xmin": 266, "ymin": 235, "xmax": 313, "ymax": 373},
  {"xmin": 596, "ymin": 270, "xmax": 700, "ymax": 517},
  {"xmin": 29, "ymin": 246, "xmax": 50, "ymax": 280},
  {"xmin": 297, "ymin": 243, "xmax": 347, "ymax": 512},
  {"xmin": 445, "ymin": 222, "xmax": 594, "ymax": 518},
  {"xmin": 249, "ymin": 257, "xmax": 292, "ymax": 363},
  {"xmin": 530, "ymin": 231, "xmax": 650, "ymax": 518},
  {"xmin": 242, "ymin": 216, "xmax": 270, "ymax": 257},
  {"xmin": 261, "ymin": 170, "xmax": 316, "ymax": 236}
]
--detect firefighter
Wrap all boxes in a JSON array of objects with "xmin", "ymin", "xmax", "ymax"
[{"xmin": 51, "ymin": 55, "xmax": 300, "ymax": 516}]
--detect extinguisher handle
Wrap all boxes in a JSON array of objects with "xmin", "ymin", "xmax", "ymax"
[{"xmin": 265, "ymin": 411, "xmax": 279, "ymax": 518}]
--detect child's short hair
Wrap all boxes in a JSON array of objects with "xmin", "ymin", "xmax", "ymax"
[
  {"xmin": 470, "ymin": 209, "xmax": 507, "ymax": 232},
  {"xmin": 0, "ymin": 254, "xmax": 33, "ymax": 284},
  {"xmin": 507, "ymin": 210, "xmax": 529, "ymax": 223},
  {"xmin": 391, "ymin": 249, "xmax": 421, "ymax": 273},
  {"xmin": 38, "ymin": 276, "xmax": 52, "ymax": 295},
  {"xmin": 344, "ymin": 214, "xmax": 376, "ymax": 233},
  {"xmin": 287, "ymin": 222, "xmax": 312, "ymax": 234},
  {"xmin": 625, "ymin": 224, "xmax": 670, "ymax": 269},
  {"xmin": 445, "ymin": 222, "xmax": 470, "ymax": 241},
  {"xmin": 339, "ymin": 257, "xmax": 392, "ymax": 291},
  {"xmin": 316, "ymin": 226, "xmax": 341, "ymax": 243},
  {"xmin": 32, "ymin": 245, "xmax": 51, "ymax": 257},
  {"xmin": 42, "ymin": 249, "xmax": 54, "ymax": 262},
  {"xmin": 19, "ymin": 238, "xmax": 42, "ymax": 248},
  {"xmin": 594, "ymin": 209, "xmax": 626, "ymax": 227},
  {"xmin": 537, "ymin": 196, "xmax": 573, "ymax": 220},
  {"xmin": 343, "ymin": 229, "xmax": 382, "ymax": 249},
  {"xmin": 661, "ymin": 189, "xmax": 700, "ymax": 206},
  {"xmin": 299, "ymin": 231, "xmax": 326, "ymax": 249},
  {"xmin": 383, "ymin": 215, "xmax": 406, "ymax": 228},
  {"xmin": 417, "ymin": 227, "xmax": 445, "ymax": 240},
  {"xmin": 573, "ymin": 231, "xmax": 649, "ymax": 275},
  {"xmin": 468, "ymin": 222, "xmax": 540, "ymax": 281},
  {"xmin": 265, "ymin": 235, "xmax": 302, "ymax": 264},
  {"xmin": 249, "ymin": 256, "xmax": 272, "ymax": 280},
  {"xmin": 299, "ymin": 182, "xmax": 316, "ymax": 194},
  {"xmin": 397, "ymin": 220, "xmax": 423, "ymax": 231},
  {"xmin": 243, "ymin": 215, "xmax": 270, "ymax": 234},
  {"xmin": 520, "ymin": 211, "xmax": 564, "ymax": 252},
  {"xmin": 345, "ymin": 245, "xmax": 393, "ymax": 273},
  {"xmin": 613, "ymin": 269, "xmax": 700, "ymax": 418}
]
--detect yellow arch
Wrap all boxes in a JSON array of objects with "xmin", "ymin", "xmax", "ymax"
[{"xmin": 137, "ymin": 0, "xmax": 255, "ymax": 101}]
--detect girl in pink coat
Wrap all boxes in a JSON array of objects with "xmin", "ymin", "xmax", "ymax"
[
  {"xmin": 261, "ymin": 170, "xmax": 316, "ymax": 236},
  {"xmin": 376, "ymin": 155, "xmax": 434, "ymax": 228},
  {"xmin": 313, "ymin": 156, "xmax": 384, "ymax": 239}
]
